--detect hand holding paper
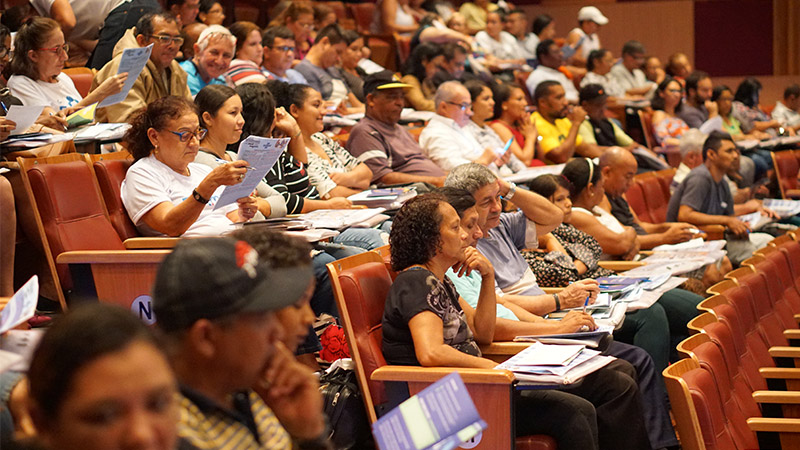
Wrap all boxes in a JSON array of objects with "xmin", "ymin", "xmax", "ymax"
[
  {"xmin": 97, "ymin": 44, "xmax": 153, "ymax": 108},
  {"xmin": 215, "ymin": 136, "xmax": 290, "ymax": 209}
]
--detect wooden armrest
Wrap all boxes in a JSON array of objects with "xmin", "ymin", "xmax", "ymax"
[
  {"xmin": 747, "ymin": 417, "xmax": 800, "ymax": 432},
  {"xmin": 753, "ymin": 391, "xmax": 800, "ymax": 404},
  {"xmin": 770, "ymin": 347, "xmax": 800, "ymax": 359},
  {"xmin": 370, "ymin": 366, "xmax": 515, "ymax": 384},
  {"xmin": 541, "ymin": 287, "xmax": 563, "ymax": 294},
  {"xmin": 56, "ymin": 250, "xmax": 170, "ymax": 264},
  {"xmin": 787, "ymin": 189, "xmax": 800, "ymax": 199},
  {"xmin": 761, "ymin": 368, "xmax": 800, "ymax": 379},
  {"xmin": 479, "ymin": 341, "xmax": 532, "ymax": 356},
  {"xmin": 598, "ymin": 261, "xmax": 646, "ymax": 271},
  {"xmin": 786, "ymin": 330, "xmax": 800, "ymax": 341},
  {"xmin": 698, "ymin": 224, "xmax": 726, "ymax": 241},
  {"xmin": 123, "ymin": 237, "xmax": 180, "ymax": 249},
  {"xmin": 794, "ymin": 314, "xmax": 800, "ymax": 324}
]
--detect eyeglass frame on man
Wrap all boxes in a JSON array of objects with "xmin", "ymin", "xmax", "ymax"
[
  {"xmin": 269, "ymin": 45, "xmax": 295, "ymax": 53},
  {"xmin": 170, "ymin": 127, "xmax": 208, "ymax": 142},
  {"xmin": 147, "ymin": 34, "xmax": 185, "ymax": 46},
  {"xmin": 446, "ymin": 101, "xmax": 472, "ymax": 112},
  {"xmin": 0, "ymin": 46, "xmax": 12, "ymax": 59}
]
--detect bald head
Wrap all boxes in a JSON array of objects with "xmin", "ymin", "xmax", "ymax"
[{"xmin": 599, "ymin": 147, "xmax": 638, "ymax": 197}]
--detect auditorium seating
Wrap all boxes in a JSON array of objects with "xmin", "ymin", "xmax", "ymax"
[{"xmin": 772, "ymin": 150, "xmax": 800, "ymax": 199}]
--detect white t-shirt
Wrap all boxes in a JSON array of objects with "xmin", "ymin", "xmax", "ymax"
[
  {"xmin": 525, "ymin": 65, "xmax": 578, "ymax": 103},
  {"xmin": 30, "ymin": 0, "xmax": 127, "ymax": 41},
  {"xmin": 475, "ymin": 31, "xmax": 522, "ymax": 61},
  {"xmin": 121, "ymin": 155, "xmax": 238, "ymax": 238},
  {"xmin": 569, "ymin": 27, "xmax": 600, "ymax": 60},
  {"xmin": 7, "ymin": 72, "xmax": 82, "ymax": 110}
]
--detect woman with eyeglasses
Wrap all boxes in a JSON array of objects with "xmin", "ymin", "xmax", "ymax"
[
  {"xmin": 7, "ymin": 17, "xmax": 127, "ymax": 112},
  {"xmin": 650, "ymin": 77, "xmax": 689, "ymax": 148},
  {"xmin": 121, "ymin": 95, "xmax": 258, "ymax": 237}
]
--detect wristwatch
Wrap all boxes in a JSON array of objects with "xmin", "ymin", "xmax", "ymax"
[
  {"xmin": 192, "ymin": 189, "xmax": 209, "ymax": 204},
  {"xmin": 504, "ymin": 182, "xmax": 517, "ymax": 200}
]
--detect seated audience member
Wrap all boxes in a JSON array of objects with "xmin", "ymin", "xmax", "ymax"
[
  {"xmin": 458, "ymin": 0, "xmax": 498, "ymax": 34},
  {"xmin": 180, "ymin": 22, "xmax": 207, "ymax": 62},
  {"xmin": 295, "ymin": 24, "xmax": 364, "ymax": 114},
  {"xmin": 532, "ymin": 80, "xmax": 600, "ymax": 163},
  {"xmin": 269, "ymin": 3, "xmax": 315, "ymax": 61},
  {"xmin": 197, "ymin": 0, "xmax": 225, "ymax": 25},
  {"xmin": 313, "ymin": 3, "xmax": 338, "ymax": 33},
  {"xmin": 644, "ymin": 55, "xmax": 665, "ymax": 84},
  {"xmin": 8, "ymin": 17, "xmax": 126, "ymax": 111},
  {"xmin": 733, "ymin": 77, "xmax": 792, "ymax": 137},
  {"xmin": 224, "ymin": 21, "xmax": 269, "ymax": 86},
  {"xmin": 400, "ymin": 42, "xmax": 444, "ymax": 112},
  {"xmin": 488, "ymin": 82, "xmax": 541, "ymax": 165},
  {"xmin": 566, "ymin": 6, "xmax": 608, "ymax": 67},
  {"xmin": 336, "ymin": 29, "xmax": 367, "ymax": 102},
  {"xmin": 711, "ymin": 86, "xmax": 768, "ymax": 181},
  {"xmin": 194, "ymin": 84, "xmax": 286, "ymax": 218},
  {"xmin": 503, "ymin": 9, "xmax": 537, "ymax": 60},
  {"xmin": 527, "ymin": 14, "xmax": 556, "ymax": 60},
  {"xmin": 25, "ymin": 304, "xmax": 179, "ymax": 450},
  {"xmin": 446, "ymin": 11, "xmax": 469, "ymax": 35},
  {"xmin": 88, "ymin": 0, "xmax": 161, "ymax": 70},
  {"xmin": 678, "ymin": 71, "xmax": 718, "ymax": 129},
  {"xmin": 385, "ymin": 193, "xmax": 651, "ymax": 450},
  {"xmin": 772, "ymin": 84, "xmax": 800, "ymax": 132},
  {"xmin": 152, "ymin": 237, "xmax": 330, "ymax": 449},
  {"xmin": 180, "ymin": 25, "xmax": 235, "ymax": 96},
  {"xmin": 372, "ymin": 0, "xmax": 419, "ymax": 36},
  {"xmin": 92, "ymin": 12, "xmax": 192, "ymax": 123},
  {"xmin": 420, "ymin": 81, "xmax": 506, "ymax": 171},
  {"xmin": 665, "ymin": 52, "xmax": 692, "ymax": 84},
  {"xmin": 463, "ymin": 80, "xmax": 527, "ymax": 174},
  {"xmin": 121, "ymin": 96, "xmax": 257, "ymax": 237},
  {"xmin": 347, "ymin": 71, "xmax": 447, "ymax": 186},
  {"xmin": 608, "ymin": 40, "xmax": 655, "ymax": 97},
  {"xmin": 651, "ymin": 77, "xmax": 690, "ymax": 147},
  {"xmin": 577, "ymin": 84, "xmax": 666, "ymax": 171},
  {"xmin": 410, "ymin": 13, "xmax": 473, "ymax": 53},
  {"xmin": 667, "ymin": 131, "xmax": 773, "ymax": 265},
  {"xmin": 167, "ymin": 0, "xmax": 200, "ymax": 26},
  {"xmin": 474, "ymin": 11, "xmax": 526, "ymax": 70},
  {"xmin": 580, "ymin": 49, "xmax": 625, "ymax": 99},
  {"xmin": 272, "ymin": 81, "xmax": 373, "ymax": 198},
  {"xmin": 526, "ymin": 40, "xmax": 578, "ymax": 103},
  {"xmin": 261, "ymin": 26, "xmax": 308, "ymax": 84}
]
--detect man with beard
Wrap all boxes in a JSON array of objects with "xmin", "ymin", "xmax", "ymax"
[
  {"xmin": 532, "ymin": 80, "xmax": 601, "ymax": 163},
  {"xmin": 678, "ymin": 70, "xmax": 719, "ymax": 128}
]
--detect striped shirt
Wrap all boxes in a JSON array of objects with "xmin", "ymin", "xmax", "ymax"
[
  {"xmin": 224, "ymin": 59, "xmax": 268, "ymax": 87},
  {"xmin": 265, "ymin": 153, "xmax": 319, "ymax": 214},
  {"xmin": 307, "ymin": 133, "xmax": 361, "ymax": 197},
  {"xmin": 177, "ymin": 387, "xmax": 292, "ymax": 450}
]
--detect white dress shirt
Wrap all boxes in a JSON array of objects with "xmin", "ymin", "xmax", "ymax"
[
  {"xmin": 525, "ymin": 65, "xmax": 579, "ymax": 103},
  {"xmin": 419, "ymin": 114, "xmax": 488, "ymax": 171}
]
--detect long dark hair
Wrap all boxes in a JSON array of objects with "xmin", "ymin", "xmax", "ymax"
[
  {"xmin": 528, "ymin": 174, "xmax": 571, "ymax": 199},
  {"xmin": 402, "ymin": 42, "xmax": 443, "ymax": 82},
  {"xmin": 733, "ymin": 77, "xmax": 762, "ymax": 108},
  {"xmin": 651, "ymin": 77, "xmax": 683, "ymax": 112},
  {"xmin": 562, "ymin": 158, "xmax": 601, "ymax": 198},
  {"xmin": 236, "ymin": 82, "xmax": 276, "ymax": 144},
  {"xmin": 195, "ymin": 84, "xmax": 237, "ymax": 128}
]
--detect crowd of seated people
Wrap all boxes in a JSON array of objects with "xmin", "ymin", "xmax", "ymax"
[{"xmin": 5, "ymin": 2, "xmax": 800, "ymax": 449}]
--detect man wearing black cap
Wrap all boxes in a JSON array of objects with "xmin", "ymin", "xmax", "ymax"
[
  {"xmin": 346, "ymin": 70, "xmax": 447, "ymax": 187},
  {"xmin": 153, "ymin": 238, "xmax": 330, "ymax": 450}
]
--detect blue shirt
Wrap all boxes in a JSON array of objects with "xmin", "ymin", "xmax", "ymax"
[
  {"xmin": 445, "ymin": 267, "xmax": 519, "ymax": 321},
  {"xmin": 476, "ymin": 211, "xmax": 545, "ymax": 296},
  {"xmin": 179, "ymin": 60, "xmax": 226, "ymax": 96}
]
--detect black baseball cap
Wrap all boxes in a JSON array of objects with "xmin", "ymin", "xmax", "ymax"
[
  {"xmin": 579, "ymin": 84, "xmax": 608, "ymax": 103},
  {"xmin": 152, "ymin": 237, "xmax": 314, "ymax": 332},
  {"xmin": 363, "ymin": 70, "xmax": 412, "ymax": 97}
]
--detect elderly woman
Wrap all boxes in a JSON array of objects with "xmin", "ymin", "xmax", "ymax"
[
  {"xmin": 8, "ymin": 17, "xmax": 126, "ymax": 111},
  {"xmin": 223, "ymin": 21, "xmax": 269, "ymax": 86},
  {"xmin": 271, "ymin": 81, "xmax": 372, "ymax": 199},
  {"xmin": 194, "ymin": 84, "xmax": 286, "ymax": 219},
  {"xmin": 25, "ymin": 303, "xmax": 179, "ymax": 450},
  {"xmin": 121, "ymin": 96, "xmax": 257, "ymax": 237},
  {"xmin": 385, "ymin": 193, "xmax": 650, "ymax": 450}
]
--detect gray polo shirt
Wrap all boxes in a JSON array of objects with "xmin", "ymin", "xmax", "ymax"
[
  {"xmin": 476, "ymin": 211, "xmax": 545, "ymax": 296},
  {"xmin": 666, "ymin": 164, "xmax": 733, "ymax": 222}
]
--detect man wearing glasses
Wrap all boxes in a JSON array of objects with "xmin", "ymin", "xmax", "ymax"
[
  {"xmin": 260, "ymin": 26, "xmax": 308, "ymax": 85},
  {"xmin": 420, "ymin": 81, "xmax": 505, "ymax": 171},
  {"xmin": 92, "ymin": 12, "xmax": 191, "ymax": 123}
]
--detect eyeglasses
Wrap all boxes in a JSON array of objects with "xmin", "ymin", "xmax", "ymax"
[
  {"xmin": 0, "ymin": 47, "xmax": 11, "ymax": 58},
  {"xmin": 446, "ymin": 101, "xmax": 472, "ymax": 111},
  {"xmin": 667, "ymin": 88, "xmax": 683, "ymax": 94},
  {"xmin": 271, "ymin": 45, "xmax": 295, "ymax": 53},
  {"xmin": 37, "ymin": 43, "xmax": 69, "ymax": 55},
  {"xmin": 147, "ymin": 34, "xmax": 185, "ymax": 45},
  {"xmin": 170, "ymin": 128, "xmax": 207, "ymax": 142}
]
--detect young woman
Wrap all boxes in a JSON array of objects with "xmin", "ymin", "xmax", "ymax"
[
  {"xmin": 462, "ymin": 80, "xmax": 527, "ymax": 174},
  {"xmin": 400, "ymin": 42, "xmax": 444, "ymax": 112},
  {"xmin": 197, "ymin": 0, "xmax": 225, "ymax": 25},
  {"xmin": 270, "ymin": 2, "xmax": 315, "ymax": 61},
  {"xmin": 732, "ymin": 77, "xmax": 792, "ymax": 137},
  {"xmin": 336, "ymin": 29, "xmax": 367, "ymax": 103},
  {"xmin": 27, "ymin": 303, "xmax": 179, "ymax": 450},
  {"xmin": 713, "ymin": 84, "xmax": 772, "ymax": 180},
  {"xmin": 194, "ymin": 84, "xmax": 286, "ymax": 219},
  {"xmin": 488, "ymin": 82, "xmax": 541, "ymax": 165},
  {"xmin": 8, "ymin": 17, "xmax": 126, "ymax": 111},
  {"xmin": 384, "ymin": 193, "xmax": 651, "ymax": 450},
  {"xmin": 270, "ymin": 81, "xmax": 372, "ymax": 199},
  {"xmin": 650, "ymin": 77, "xmax": 689, "ymax": 147},
  {"xmin": 121, "ymin": 96, "xmax": 257, "ymax": 237},
  {"xmin": 223, "ymin": 21, "xmax": 269, "ymax": 86}
]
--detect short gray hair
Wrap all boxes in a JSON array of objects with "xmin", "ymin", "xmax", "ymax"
[
  {"xmin": 433, "ymin": 81, "xmax": 466, "ymax": 111},
  {"xmin": 444, "ymin": 163, "xmax": 497, "ymax": 194},
  {"xmin": 196, "ymin": 24, "xmax": 236, "ymax": 53},
  {"xmin": 679, "ymin": 129, "xmax": 707, "ymax": 158}
]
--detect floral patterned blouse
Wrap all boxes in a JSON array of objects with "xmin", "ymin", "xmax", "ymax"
[{"xmin": 521, "ymin": 223, "xmax": 613, "ymax": 287}]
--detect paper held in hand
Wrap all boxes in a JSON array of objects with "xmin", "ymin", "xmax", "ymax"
[
  {"xmin": 214, "ymin": 135, "xmax": 289, "ymax": 209},
  {"xmin": 97, "ymin": 44, "xmax": 153, "ymax": 108},
  {"xmin": 0, "ymin": 276, "xmax": 39, "ymax": 334}
]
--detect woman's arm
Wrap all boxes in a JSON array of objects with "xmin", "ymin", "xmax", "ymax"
[
  {"xmin": 490, "ymin": 122, "xmax": 533, "ymax": 164},
  {"xmin": 329, "ymin": 163, "xmax": 372, "ymax": 190},
  {"xmin": 381, "ymin": 0, "xmax": 418, "ymax": 34},
  {"xmin": 408, "ymin": 311, "xmax": 496, "ymax": 368},
  {"xmin": 78, "ymin": 73, "xmax": 127, "ymax": 108},
  {"xmin": 451, "ymin": 247, "xmax": 496, "ymax": 344},
  {"xmin": 569, "ymin": 210, "xmax": 637, "ymax": 257}
]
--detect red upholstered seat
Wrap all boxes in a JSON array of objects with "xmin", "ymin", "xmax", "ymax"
[
  {"xmin": 624, "ymin": 180, "xmax": 651, "ymax": 223},
  {"xmin": 772, "ymin": 150, "xmax": 800, "ymax": 199},
  {"xmin": 638, "ymin": 174, "xmax": 670, "ymax": 223},
  {"xmin": 92, "ymin": 157, "xmax": 138, "ymax": 240}
]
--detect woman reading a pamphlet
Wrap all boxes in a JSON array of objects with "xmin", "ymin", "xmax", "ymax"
[
  {"xmin": 120, "ymin": 96, "xmax": 259, "ymax": 237},
  {"xmin": 8, "ymin": 18, "xmax": 128, "ymax": 114},
  {"xmin": 383, "ymin": 193, "xmax": 652, "ymax": 450}
]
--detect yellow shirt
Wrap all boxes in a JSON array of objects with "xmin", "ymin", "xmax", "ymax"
[{"xmin": 532, "ymin": 112, "xmax": 582, "ymax": 164}]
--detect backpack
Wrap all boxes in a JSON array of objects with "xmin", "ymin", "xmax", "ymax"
[{"xmin": 319, "ymin": 365, "xmax": 373, "ymax": 449}]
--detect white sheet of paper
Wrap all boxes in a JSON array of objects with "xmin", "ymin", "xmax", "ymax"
[
  {"xmin": 97, "ymin": 44, "xmax": 153, "ymax": 108},
  {"xmin": 0, "ymin": 329, "xmax": 45, "ymax": 372},
  {"xmin": 0, "ymin": 275, "xmax": 38, "ymax": 334},
  {"xmin": 214, "ymin": 136, "xmax": 289, "ymax": 209},
  {"xmin": 7, "ymin": 105, "xmax": 44, "ymax": 135}
]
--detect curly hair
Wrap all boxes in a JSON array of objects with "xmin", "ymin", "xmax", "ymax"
[
  {"xmin": 229, "ymin": 228, "xmax": 312, "ymax": 268},
  {"xmin": 124, "ymin": 96, "xmax": 198, "ymax": 161},
  {"xmin": 267, "ymin": 79, "xmax": 313, "ymax": 113},
  {"xmin": 389, "ymin": 193, "xmax": 446, "ymax": 272}
]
